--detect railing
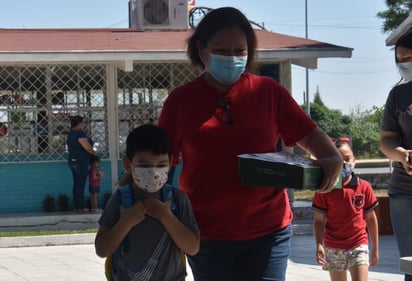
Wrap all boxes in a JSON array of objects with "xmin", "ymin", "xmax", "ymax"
[{"xmin": 355, "ymin": 159, "xmax": 393, "ymax": 173}]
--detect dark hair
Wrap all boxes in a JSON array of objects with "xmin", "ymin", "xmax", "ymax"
[
  {"xmin": 187, "ymin": 7, "xmax": 257, "ymax": 70},
  {"xmin": 70, "ymin": 115, "xmax": 84, "ymax": 128},
  {"xmin": 90, "ymin": 155, "xmax": 100, "ymax": 165},
  {"xmin": 125, "ymin": 124, "xmax": 171, "ymax": 160},
  {"xmin": 395, "ymin": 29, "xmax": 412, "ymax": 63}
]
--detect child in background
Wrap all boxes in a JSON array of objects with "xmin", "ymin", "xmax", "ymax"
[
  {"xmin": 95, "ymin": 124, "xmax": 199, "ymax": 281},
  {"xmin": 89, "ymin": 155, "xmax": 103, "ymax": 213},
  {"xmin": 312, "ymin": 140, "xmax": 379, "ymax": 281}
]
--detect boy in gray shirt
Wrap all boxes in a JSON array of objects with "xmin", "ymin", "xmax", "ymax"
[{"xmin": 95, "ymin": 124, "xmax": 199, "ymax": 281}]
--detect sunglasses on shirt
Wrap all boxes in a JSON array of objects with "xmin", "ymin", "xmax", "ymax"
[{"xmin": 217, "ymin": 96, "xmax": 233, "ymax": 125}]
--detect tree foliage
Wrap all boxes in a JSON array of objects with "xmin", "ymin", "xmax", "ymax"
[
  {"xmin": 377, "ymin": 0, "xmax": 412, "ymax": 32},
  {"xmin": 304, "ymin": 93, "xmax": 351, "ymax": 143},
  {"xmin": 302, "ymin": 94, "xmax": 384, "ymax": 159},
  {"xmin": 348, "ymin": 105, "xmax": 384, "ymax": 159}
]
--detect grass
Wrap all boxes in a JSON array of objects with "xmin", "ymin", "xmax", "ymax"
[
  {"xmin": 0, "ymin": 189, "xmax": 389, "ymax": 238},
  {"xmin": 0, "ymin": 228, "xmax": 97, "ymax": 238},
  {"xmin": 294, "ymin": 188, "xmax": 388, "ymax": 201}
]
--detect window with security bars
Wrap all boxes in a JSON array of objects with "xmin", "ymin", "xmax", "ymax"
[
  {"xmin": 0, "ymin": 62, "xmax": 198, "ymax": 163},
  {"xmin": 0, "ymin": 64, "xmax": 107, "ymax": 162},
  {"xmin": 117, "ymin": 63, "xmax": 198, "ymax": 156}
]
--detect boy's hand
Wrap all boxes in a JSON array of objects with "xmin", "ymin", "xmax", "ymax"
[
  {"xmin": 316, "ymin": 244, "xmax": 327, "ymax": 265},
  {"xmin": 144, "ymin": 197, "xmax": 172, "ymax": 221},
  {"xmin": 119, "ymin": 201, "xmax": 146, "ymax": 229}
]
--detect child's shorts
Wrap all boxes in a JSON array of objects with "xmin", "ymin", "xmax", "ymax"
[
  {"xmin": 323, "ymin": 244, "xmax": 369, "ymax": 272},
  {"xmin": 89, "ymin": 185, "xmax": 100, "ymax": 194}
]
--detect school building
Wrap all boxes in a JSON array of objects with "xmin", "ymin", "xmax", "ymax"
[{"xmin": 0, "ymin": 5, "xmax": 352, "ymax": 213}]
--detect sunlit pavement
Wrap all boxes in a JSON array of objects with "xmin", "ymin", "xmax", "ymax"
[{"xmin": 0, "ymin": 235, "xmax": 403, "ymax": 281}]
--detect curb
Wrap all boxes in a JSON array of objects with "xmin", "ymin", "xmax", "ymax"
[
  {"xmin": 0, "ymin": 233, "xmax": 96, "ymax": 248},
  {"xmin": 0, "ymin": 222, "xmax": 314, "ymax": 248}
]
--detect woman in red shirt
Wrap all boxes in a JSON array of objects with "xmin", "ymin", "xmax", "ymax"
[{"xmin": 159, "ymin": 7, "xmax": 342, "ymax": 281}]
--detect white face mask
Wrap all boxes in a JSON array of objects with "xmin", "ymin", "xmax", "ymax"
[
  {"xmin": 132, "ymin": 167, "xmax": 169, "ymax": 193},
  {"xmin": 397, "ymin": 61, "xmax": 412, "ymax": 82}
]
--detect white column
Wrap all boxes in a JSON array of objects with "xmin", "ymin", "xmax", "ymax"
[{"xmin": 106, "ymin": 64, "xmax": 119, "ymax": 192}]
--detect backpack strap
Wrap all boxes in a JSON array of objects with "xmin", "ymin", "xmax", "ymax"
[
  {"xmin": 160, "ymin": 184, "xmax": 178, "ymax": 216},
  {"xmin": 112, "ymin": 183, "xmax": 135, "ymax": 276},
  {"xmin": 118, "ymin": 183, "xmax": 178, "ymax": 215},
  {"xmin": 117, "ymin": 184, "xmax": 135, "ymax": 209}
]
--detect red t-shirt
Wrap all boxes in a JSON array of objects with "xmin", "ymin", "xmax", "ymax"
[
  {"xmin": 312, "ymin": 175, "xmax": 378, "ymax": 249},
  {"xmin": 159, "ymin": 72, "xmax": 317, "ymax": 240}
]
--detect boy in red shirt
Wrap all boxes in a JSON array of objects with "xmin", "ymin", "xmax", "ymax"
[{"xmin": 312, "ymin": 140, "xmax": 379, "ymax": 281}]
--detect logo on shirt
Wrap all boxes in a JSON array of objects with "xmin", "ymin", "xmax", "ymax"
[{"xmin": 353, "ymin": 194, "xmax": 365, "ymax": 209}]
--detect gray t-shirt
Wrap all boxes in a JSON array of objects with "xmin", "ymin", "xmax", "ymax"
[
  {"xmin": 99, "ymin": 185, "xmax": 199, "ymax": 281},
  {"xmin": 381, "ymin": 81, "xmax": 412, "ymax": 195}
]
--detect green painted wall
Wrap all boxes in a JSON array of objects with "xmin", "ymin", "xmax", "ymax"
[{"xmin": 0, "ymin": 161, "xmax": 113, "ymax": 213}]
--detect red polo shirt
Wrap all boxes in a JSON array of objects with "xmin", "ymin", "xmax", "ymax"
[
  {"xmin": 159, "ymin": 72, "xmax": 317, "ymax": 240},
  {"xmin": 312, "ymin": 175, "xmax": 379, "ymax": 249}
]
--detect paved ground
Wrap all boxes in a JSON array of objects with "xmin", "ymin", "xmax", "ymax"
[{"xmin": 0, "ymin": 234, "xmax": 404, "ymax": 281}]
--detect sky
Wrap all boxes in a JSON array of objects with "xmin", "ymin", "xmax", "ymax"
[{"xmin": 0, "ymin": 0, "xmax": 400, "ymax": 114}]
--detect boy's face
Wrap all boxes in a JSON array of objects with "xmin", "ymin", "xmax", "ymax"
[
  {"xmin": 127, "ymin": 151, "xmax": 170, "ymax": 169},
  {"xmin": 123, "ymin": 151, "xmax": 171, "ymax": 193}
]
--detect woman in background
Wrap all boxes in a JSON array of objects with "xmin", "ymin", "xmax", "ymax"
[
  {"xmin": 67, "ymin": 115, "xmax": 96, "ymax": 213},
  {"xmin": 380, "ymin": 29, "xmax": 412, "ymax": 281}
]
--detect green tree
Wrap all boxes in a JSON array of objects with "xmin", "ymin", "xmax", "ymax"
[
  {"xmin": 313, "ymin": 87, "xmax": 325, "ymax": 107},
  {"xmin": 348, "ymin": 105, "xmax": 384, "ymax": 159},
  {"xmin": 302, "ymin": 91, "xmax": 384, "ymax": 159},
  {"xmin": 303, "ymin": 92, "xmax": 351, "ymax": 141},
  {"xmin": 377, "ymin": 0, "xmax": 412, "ymax": 32}
]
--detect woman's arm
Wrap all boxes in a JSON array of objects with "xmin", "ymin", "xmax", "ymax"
[
  {"xmin": 78, "ymin": 137, "xmax": 96, "ymax": 156},
  {"xmin": 297, "ymin": 127, "xmax": 342, "ymax": 192}
]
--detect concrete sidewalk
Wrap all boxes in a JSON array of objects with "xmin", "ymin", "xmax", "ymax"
[
  {"xmin": 0, "ymin": 203, "xmax": 404, "ymax": 280},
  {"xmin": 0, "ymin": 234, "xmax": 404, "ymax": 281}
]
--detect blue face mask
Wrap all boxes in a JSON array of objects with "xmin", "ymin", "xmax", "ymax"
[
  {"xmin": 397, "ymin": 61, "xmax": 412, "ymax": 82},
  {"xmin": 341, "ymin": 162, "xmax": 355, "ymax": 179},
  {"xmin": 208, "ymin": 53, "xmax": 247, "ymax": 85}
]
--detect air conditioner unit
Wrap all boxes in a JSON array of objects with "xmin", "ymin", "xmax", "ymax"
[{"xmin": 131, "ymin": 0, "xmax": 189, "ymax": 31}]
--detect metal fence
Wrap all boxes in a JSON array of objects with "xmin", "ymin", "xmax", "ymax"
[{"xmin": 0, "ymin": 62, "xmax": 197, "ymax": 163}]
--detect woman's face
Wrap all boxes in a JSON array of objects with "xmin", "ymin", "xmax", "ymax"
[
  {"xmin": 396, "ymin": 46, "xmax": 412, "ymax": 63},
  {"xmin": 200, "ymin": 26, "xmax": 248, "ymax": 68}
]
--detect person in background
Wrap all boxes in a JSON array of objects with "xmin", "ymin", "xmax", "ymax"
[
  {"xmin": 95, "ymin": 124, "xmax": 199, "ymax": 281},
  {"xmin": 380, "ymin": 29, "xmax": 412, "ymax": 281},
  {"xmin": 158, "ymin": 7, "xmax": 342, "ymax": 281},
  {"xmin": 313, "ymin": 140, "xmax": 379, "ymax": 281},
  {"xmin": 66, "ymin": 115, "xmax": 96, "ymax": 213},
  {"xmin": 0, "ymin": 122, "xmax": 7, "ymax": 137},
  {"xmin": 89, "ymin": 155, "xmax": 103, "ymax": 213}
]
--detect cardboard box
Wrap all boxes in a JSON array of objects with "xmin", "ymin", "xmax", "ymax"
[{"xmin": 237, "ymin": 152, "xmax": 341, "ymax": 189}]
